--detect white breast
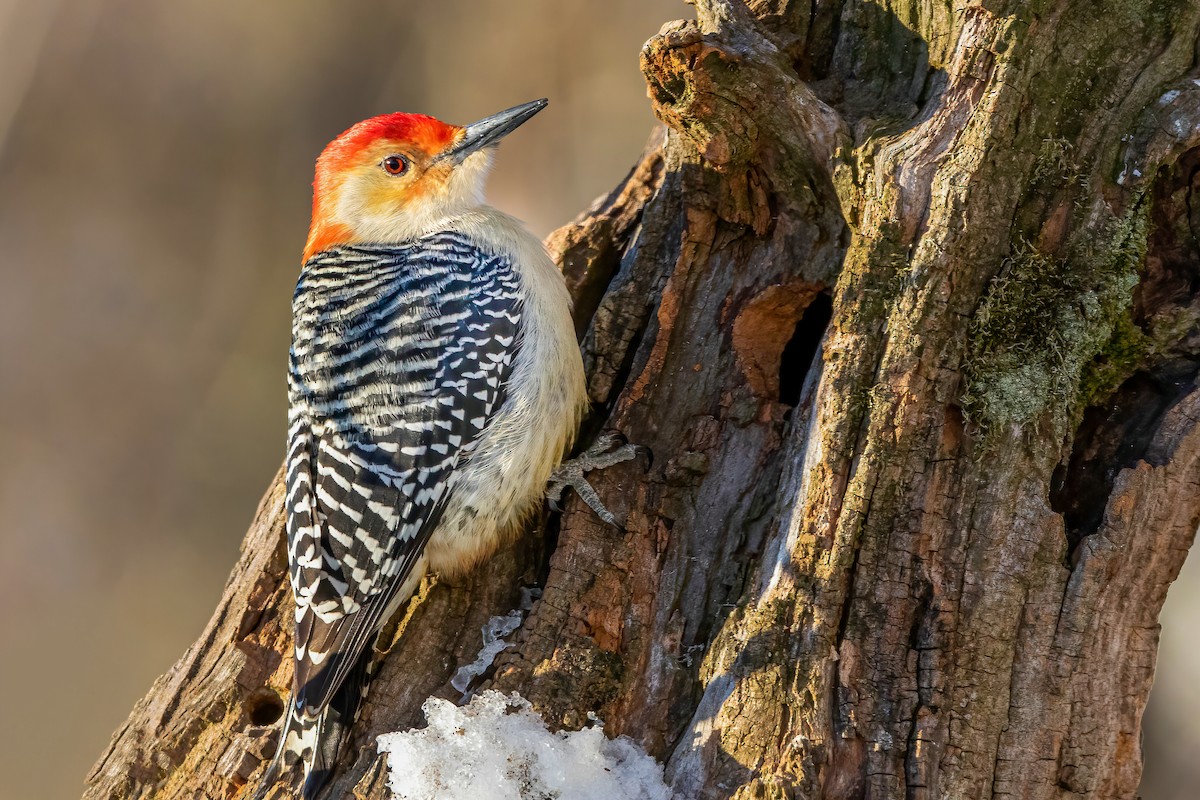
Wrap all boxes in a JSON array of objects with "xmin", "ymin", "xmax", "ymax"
[{"xmin": 423, "ymin": 208, "xmax": 588, "ymax": 574}]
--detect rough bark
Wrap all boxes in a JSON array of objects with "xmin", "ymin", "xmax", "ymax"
[{"xmin": 87, "ymin": 2, "xmax": 1200, "ymax": 799}]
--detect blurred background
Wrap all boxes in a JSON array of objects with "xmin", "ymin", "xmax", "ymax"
[
  {"xmin": 0, "ymin": 2, "xmax": 1193, "ymax": 799},
  {"xmin": 0, "ymin": 1, "xmax": 680, "ymax": 797}
]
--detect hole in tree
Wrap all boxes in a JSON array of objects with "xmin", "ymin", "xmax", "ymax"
[
  {"xmin": 244, "ymin": 687, "xmax": 285, "ymax": 727},
  {"xmin": 779, "ymin": 292, "xmax": 833, "ymax": 407},
  {"xmin": 1051, "ymin": 146, "xmax": 1200, "ymax": 561},
  {"xmin": 730, "ymin": 282, "xmax": 830, "ymax": 406},
  {"xmin": 1050, "ymin": 367, "xmax": 1195, "ymax": 558}
]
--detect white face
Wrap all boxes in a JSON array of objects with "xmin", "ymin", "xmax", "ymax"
[{"xmin": 332, "ymin": 143, "xmax": 496, "ymax": 244}]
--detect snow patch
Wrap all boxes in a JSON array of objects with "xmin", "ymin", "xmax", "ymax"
[
  {"xmin": 449, "ymin": 587, "xmax": 541, "ymax": 697},
  {"xmin": 377, "ymin": 691, "xmax": 673, "ymax": 800},
  {"xmin": 449, "ymin": 610, "xmax": 524, "ymax": 694}
]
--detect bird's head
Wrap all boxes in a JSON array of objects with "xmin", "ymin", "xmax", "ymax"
[{"xmin": 304, "ymin": 99, "xmax": 547, "ymax": 261}]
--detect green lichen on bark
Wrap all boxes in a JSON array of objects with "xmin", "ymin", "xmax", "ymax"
[
  {"xmin": 1031, "ymin": 138, "xmax": 1078, "ymax": 187},
  {"xmin": 962, "ymin": 200, "xmax": 1149, "ymax": 439},
  {"xmin": 1077, "ymin": 315, "xmax": 1150, "ymax": 409}
]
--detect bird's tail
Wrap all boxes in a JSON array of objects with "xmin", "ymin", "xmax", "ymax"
[
  {"xmin": 250, "ymin": 698, "xmax": 314, "ymax": 800},
  {"xmin": 252, "ymin": 649, "xmax": 376, "ymax": 800}
]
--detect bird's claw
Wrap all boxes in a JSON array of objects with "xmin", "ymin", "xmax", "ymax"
[{"xmin": 546, "ymin": 433, "xmax": 647, "ymax": 527}]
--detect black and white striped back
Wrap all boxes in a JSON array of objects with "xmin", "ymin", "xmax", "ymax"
[{"xmin": 261, "ymin": 230, "xmax": 524, "ymax": 799}]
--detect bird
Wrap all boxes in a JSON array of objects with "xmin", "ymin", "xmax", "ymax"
[{"xmin": 252, "ymin": 99, "xmax": 611, "ymax": 799}]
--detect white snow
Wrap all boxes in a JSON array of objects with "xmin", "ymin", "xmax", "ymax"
[
  {"xmin": 449, "ymin": 611, "xmax": 524, "ymax": 694},
  {"xmin": 449, "ymin": 587, "xmax": 542, "ymax": 697},
  {"xmin": 377, "ymin": 691, "xmax": 673, "ymax": 800}
]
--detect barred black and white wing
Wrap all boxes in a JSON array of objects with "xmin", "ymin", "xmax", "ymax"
[{"xmin": 267, "ymin": 232, "xmax": 523, "ymax": 794}]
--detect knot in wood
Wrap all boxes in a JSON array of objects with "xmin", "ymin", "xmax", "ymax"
[{"xmin": 641, "ymin": 20, "xmax": 760, "ymax": 169}]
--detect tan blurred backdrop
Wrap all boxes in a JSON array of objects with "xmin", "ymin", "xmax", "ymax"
[{"xmin": 0, "ymin": 2, "xmax": 1192, "ymax": 799}]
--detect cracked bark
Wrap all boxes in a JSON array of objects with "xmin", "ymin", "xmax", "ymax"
[{"xmin": 87, "ymin": 2, "xmax": 1200, "ymax": 799}]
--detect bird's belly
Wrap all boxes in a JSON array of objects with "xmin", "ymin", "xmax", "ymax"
[
  {"xmin": 423, "ymin": 500, "xmax": 505, "ymax": 576},
  {"xmin": 423, "ymin": 384, "xmax": 574, "ymax": 575}
]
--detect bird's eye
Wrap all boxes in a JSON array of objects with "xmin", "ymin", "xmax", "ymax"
[{"xmin": 381, "ymin": 155, "xmax": 409, "ymax": 176}]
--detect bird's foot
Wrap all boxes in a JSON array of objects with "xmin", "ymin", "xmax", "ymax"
[{"xmin": 547, "ymin": 433, "xmax": 647, "ymax": 527}]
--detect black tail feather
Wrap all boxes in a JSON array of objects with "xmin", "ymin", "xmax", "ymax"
[
  {"xmin": 300, "ymin": 647, "xmax": 376, "ymax": 799},
  {"xmin": 253, "ymin": 647, "xmax": 378, "ymax": 800}
]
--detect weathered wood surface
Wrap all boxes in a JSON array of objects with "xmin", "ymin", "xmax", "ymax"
[{"xmin": 87, "ymin": 1, "xmax": 1200, "ymax": 798}]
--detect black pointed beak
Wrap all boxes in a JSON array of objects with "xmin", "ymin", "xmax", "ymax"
[{"xmin": 436, "ymin": 99, "xmax": 548, "ymax": 163}]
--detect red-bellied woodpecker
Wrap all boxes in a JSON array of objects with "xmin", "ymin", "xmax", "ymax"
[{"xmin": 252, "ymin": 100, "xmax": 635, "ymax": 799}]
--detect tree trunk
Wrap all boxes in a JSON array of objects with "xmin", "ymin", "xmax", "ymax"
[{"xmin": 86, "ymin": 2, "xmax": 1200, "ymax": 799}]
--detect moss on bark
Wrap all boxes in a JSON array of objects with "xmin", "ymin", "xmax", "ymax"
[{"xmin": 963, "ymin": 201, "xmax": 1150, "ymax": 440}]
